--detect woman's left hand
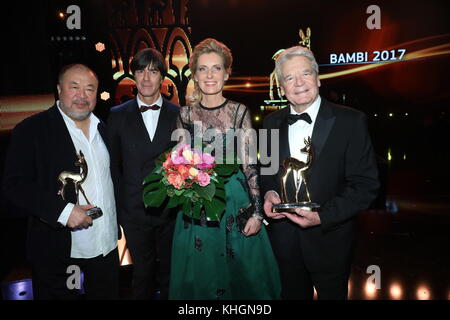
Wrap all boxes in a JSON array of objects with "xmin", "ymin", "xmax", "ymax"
[{"xmin": 243, "ymin": 217, "xmax": 262, "ymax": 236}]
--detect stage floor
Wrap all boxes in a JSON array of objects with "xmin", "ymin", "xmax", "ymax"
[{"xmin": 1, "ymin": 166, "xmax": 449, "ymax": 300}]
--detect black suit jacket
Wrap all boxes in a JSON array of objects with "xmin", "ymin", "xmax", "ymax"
[
  {"xmin": 106, "ymin": 97, "xmax": 179, "ymax": 227},
  {"xmin": 2, "ymin": 105, "xmax": 108, "ymax": 262},
  {"xmin": 260, "ymin": 98, "xmax": 380, "ymax": 272}
]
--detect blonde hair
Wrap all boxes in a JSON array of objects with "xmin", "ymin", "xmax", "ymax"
[{"xmin": 188, "ymin": 38, "xmax": 233, "ymax": 107}]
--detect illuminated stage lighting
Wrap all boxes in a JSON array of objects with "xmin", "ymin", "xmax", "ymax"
[
  {"xmin": 1, "ymin": 94, "xmax": 54, "ymax": 132},
  {"xmin": 389, "ymin": 113, "xmax": 394, "ymax": 117},
  {"xmin": 365, "ymin": 282, "xmax": 378, "ymax": 299},
  {"xmin": 95, "ymin": 42, "xmax": 106, "ymax": 52},
  {"xmin": 58, "ymin": 12, "xmax": 65, "ymax": 19},
  {"xmin": 417, "ymin": 285, "xmax": 431, "ymax": 300},
  {"xmin": 319, "ymin": 35, "xmax": 450, "ymax": 80},
  {"xmin": 389, "ymin": 283, "xmax": 403, "ymax": 299},
  {"xmin": 1, "ymin": 279, "xmax": 33, "ymax": 300},
  {"xmin": 260, "ymin": 105, "xmax": 284, "ymax": 112},
  {"xmin": 50, "ymin": 35, "xmax": 87, "ymax": 42},
  {"xmin": 100, "ymin": 91, "xmax": 110, "ymax": 101},
  {"xmin": 220, "ymin": 35, "xmax": 450, "ymax": 93},
  {"xmin": 254, "ymin": 116, "xmax": 260, "ymax": 122},
  {"xmin": 348, "ymin": 280, "xmax": 351, "ymax": 298}
]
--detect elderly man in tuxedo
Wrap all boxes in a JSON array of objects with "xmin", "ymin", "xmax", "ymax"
[{"xmin": 260, "ymin": 46, "xmax": 379, "ymax": 300}]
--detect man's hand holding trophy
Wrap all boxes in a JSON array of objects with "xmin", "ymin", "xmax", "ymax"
[
  {"xmin": 58, "ymin": 150, "xmax": 103, "ymax": 229},
  {"xmin": 265, "ymin": 137, "xmax": 321, "ymax": 228}
]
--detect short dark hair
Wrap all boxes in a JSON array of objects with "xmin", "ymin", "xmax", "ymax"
[
  {"xmin": 130, "ymin": 48, "xmax": 167, "ymax": 78},
  {"xmin": 58, "ymin": 63, "xmax": 99, "ymax": 85}
]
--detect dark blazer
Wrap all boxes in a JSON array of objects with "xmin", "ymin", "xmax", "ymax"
[
  {"xmin": 260, "ymin": 98, "xmax": 380, "ymax": 272},
  {"xmin": 107, "ymin": 97, "xmax": 179, "ymax": 227},
  {"xmin": 2, "ymin": 105, "xmax": 108, "ymax": 262}
]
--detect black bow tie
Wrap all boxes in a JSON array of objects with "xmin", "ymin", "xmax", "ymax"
[
  {"xmin": 287, "ymin": 113, "xmax": 312, "ymax": 125},
  {"xmin": 139, "ymin": 104, "xmax": 160, "ymax": 112}
]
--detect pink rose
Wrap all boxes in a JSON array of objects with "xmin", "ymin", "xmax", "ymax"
[
  {"xmin": 172, "ymin": 144, "xmax": 191, "ymax": 164},
  {"xmin": 172, "ymin": 155, "xmax": 188, "ymax": 165},
  {"xmin": 167, "ymin": 173, "xmax": 184, "ymax": 189},
  {"xmin": 197, "ymin": 163, "xmax": 213, "ymax": 170},
  {"xmin": 196, "ymin": 171, "xmax": 211, "ymax": 187},
  {"xmin": 192, "ymin": 152, "xmax": 202, "ymax": 165},
  {"xmin": 197, "ymin": 153, "xmax": 215, "ymax": 169},
  {"xmin": 177, "ymin": 165, "xmax": 190, "ymax": 180},
  {"xmin": 162, "ymin": 158, "xmax": 173, "ymax": 170}
]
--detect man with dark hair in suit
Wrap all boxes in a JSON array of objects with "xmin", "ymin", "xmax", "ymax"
[
  {"xmin": 260, "ymin": 46, "xmax": 379, "ymax": 300},
  {"xmin": 3, "ymin": 64, "xmax": 119, "ymax": 299},
  {"xmin": 107, "ymin": 48, "xmax": 179, "ymax": 299}
]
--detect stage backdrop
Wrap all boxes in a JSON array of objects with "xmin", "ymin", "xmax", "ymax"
[{"xmin": 1, "ymin": 0, "xmax": 449, "ymax": 266}]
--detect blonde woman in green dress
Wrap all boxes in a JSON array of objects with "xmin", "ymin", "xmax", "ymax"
[{"xmin": 169, "ymin": 38, "xmax": 281, "ymax": 300}]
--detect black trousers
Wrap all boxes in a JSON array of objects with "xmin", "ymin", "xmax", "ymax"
[
  {"xmin": 276, "ymin": 255, "xmax": 350, "ymax": 300},
  {"xmin": 122, "ymin": 217, "xmax": 175, "ymax": 300},
  {"xmin": 31, "ymin": 247, "xmax": 119, "ymax": 300},
  {"xmin": 269, "ymin": 223, "xmax": 350, "ymax": 300}
]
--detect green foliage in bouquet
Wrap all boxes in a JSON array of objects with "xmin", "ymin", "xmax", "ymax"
[{"xmin": 143, "ymin": 144, "xmax": 239, "ymax": 222}]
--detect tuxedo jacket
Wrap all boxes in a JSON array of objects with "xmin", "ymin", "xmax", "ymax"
[
  {"xmin": 260, "ymin": 98, "xmax": 380, "ymax": 272},
  {"xmin": 2, "ymin": 105, "xmax": 108, "ymax": 262},
  {"xmin": 106, "ymin": 97, "xmax": 179, "ymax": 227}
]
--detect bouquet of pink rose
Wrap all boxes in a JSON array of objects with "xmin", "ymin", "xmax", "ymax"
[{"xmin": 143, "ymin": 144, "xmax": 239, "ymax": 221}]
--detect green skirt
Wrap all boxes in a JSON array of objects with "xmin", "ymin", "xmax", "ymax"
[{"xmin": 169, "ymin": 170, "xmax": 281, "ymax": 300}]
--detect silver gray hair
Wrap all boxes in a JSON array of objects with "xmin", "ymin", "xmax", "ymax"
[{"xmin": 275, "ymin": 46, "xmax": 319, "ymax": 83}]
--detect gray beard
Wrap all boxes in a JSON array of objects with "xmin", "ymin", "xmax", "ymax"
[{"xmin": 65, "ymin": 109, "xmax": 92, "ymax": 121}]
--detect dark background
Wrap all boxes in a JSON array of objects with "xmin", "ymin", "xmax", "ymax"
[{"xmin": 1, "ymin": 0, "xmax": 449, "ymax": 299}]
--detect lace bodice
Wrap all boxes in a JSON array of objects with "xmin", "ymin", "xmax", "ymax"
[{"xmin": 175, "ymin": 100, "xmax": 263, "ymax": 216}]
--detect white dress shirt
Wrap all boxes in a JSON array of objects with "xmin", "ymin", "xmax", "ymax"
[
  {"xmin": 288, "ymin": 95, "xmax": 321, "ymax": 188},
  {"xmin": 137, "ymin": 94, "xmax": 163, "ymax": 141},
  {"xmin": 56, "ymin": 102, "xmax": 118, "ymax": 258}
]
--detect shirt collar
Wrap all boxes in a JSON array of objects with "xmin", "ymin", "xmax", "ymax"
[
  {"xmin": 137, "ymin": 94, "xmax": 163, "ymax": 110},
  {"xmin": 289, "ymin": 95, "xmax": 321, "ymax": 124},
  {"xmin": 56, "ymin": 100, "xmax": 99, "ymax": 133}
]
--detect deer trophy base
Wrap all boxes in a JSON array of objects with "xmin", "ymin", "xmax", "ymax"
[
  {"xmin": 86, "ymin": 206, "xmax": 103, "ymax": 219},
  {"xmin": 272, "ymin": 202, "xmax": 320, "ymax": 213}
]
